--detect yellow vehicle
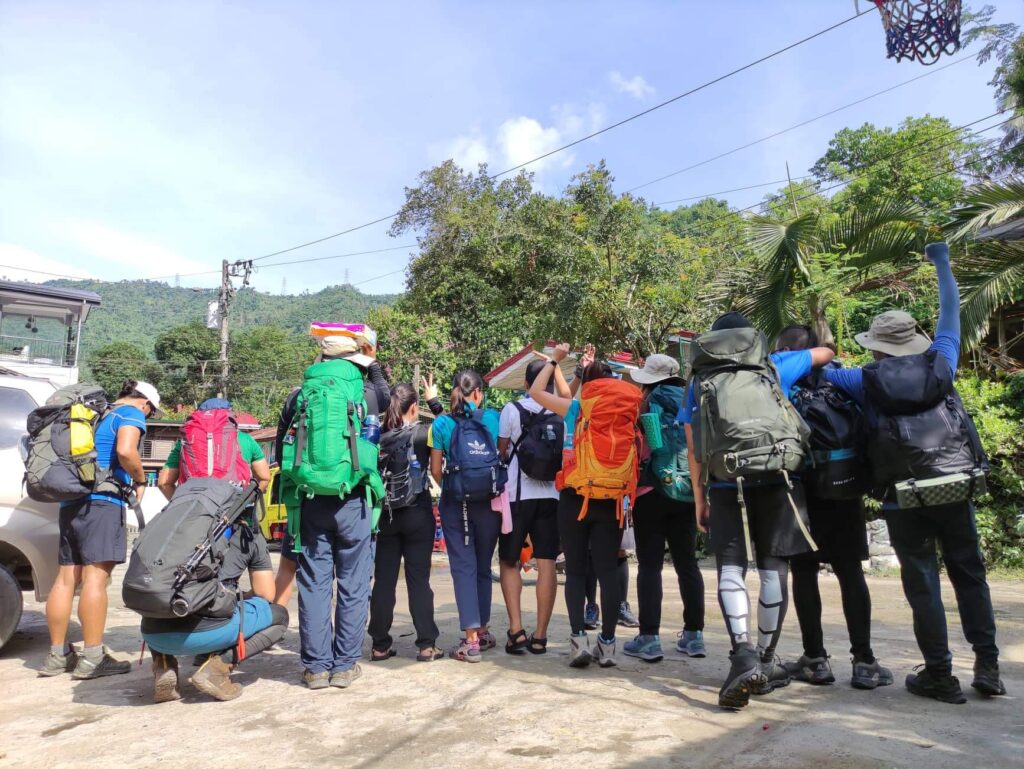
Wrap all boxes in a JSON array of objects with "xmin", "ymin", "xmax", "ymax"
[{"xmin": 259, "ymin": 466, "xmax": 289, "ymax": 543}]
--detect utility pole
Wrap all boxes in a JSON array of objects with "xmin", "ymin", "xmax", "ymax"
[
  {"xmin": 785, "ymin": 161, "xmax": 800, "ymax": 218},
  {"xmin": 216, "ymin": 258, "xmax": 254, "ymax": 398}
]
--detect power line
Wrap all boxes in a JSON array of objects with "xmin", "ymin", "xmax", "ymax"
[
  {"xmin": 625, "ymin": 54, "xmax": 971, "ymax": 195},
  {"xmin": 653, "ymin": 177, "xmax": 809, "ymax": 207},
  {"xmin": 244, "ymin": 7, "xmax": 875, "ymax": 264}
]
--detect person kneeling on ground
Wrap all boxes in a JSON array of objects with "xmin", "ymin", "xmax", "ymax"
[{"xmin": 140, "ymin": 514, "xmax": 288, "ymax": 702}]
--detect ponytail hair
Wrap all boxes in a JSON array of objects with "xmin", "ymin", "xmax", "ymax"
[
  {"xmin": 383, "ymin": 382, "xmax": 418, "ymax": 431},
  {"xmin": 581, "ymin": 362, "xmax": 614, "ymax": 384},
  {"xmin": 450, "ymin": 369, "xmax": 484, "ymax": 415},
  {"xmin": 117, "ymin": 379, "xmax": 144, "ymax": 399}
]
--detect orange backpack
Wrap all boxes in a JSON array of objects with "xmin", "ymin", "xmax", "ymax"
[{"xmin": 556, "ymin": 378, "xmax": 643, "ymax": 523}]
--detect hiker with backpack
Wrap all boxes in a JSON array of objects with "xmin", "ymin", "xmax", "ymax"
[
  {"xmin": 822, "ymin": 242, "xmax": 1004, "ymax": 704},
  {"xmin": 156, "ymin": 398, "xmax": 271, "ymax": 501},
  {"xmin": 429, "ymin": 369, "xmax": 507, "ymax": 662},
  {"xmin": 129, "ymin": 479, "xmax": 289, "ymax": 703},
  {"xmin": 528, "ymin": 343, "xmax": 643, "ymax": 669},
  {"xmin": 368, "ymin": 379, "xmax": 444, "ymax": 662},
  {"xmin": 775, "ymin": 325, "xmax": 893, "ymax": 691},
  {"xmin": 496, "ymin": 359, "xmax": 568, "ymax": 656},
  {"xmin": 279, "ymin": 336, "xmax": 386, "ymax": 689},
  {"xmin": 681, "ymin": 313, "xmax": 835, "ymax": 709},
  {"xmin": 33, "ymin": 379, "xmax": 163, "ymax": 680},
  {"xmin": 623, "ymin": 354, "xmax": 706, "ymax": 664}
]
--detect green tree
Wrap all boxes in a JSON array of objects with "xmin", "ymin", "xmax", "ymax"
[
  {"xmin": 228, "ymin": 327, "xmax": 315, "ymax": 424},
  {"xmin": 154, "ymin": 321, "xmax": 219, "ymax": 409},
  {"xmin": 87, "ymin": 341, "xmax": 162, "ymax": 399},
  {"xmin": 368, "ymin": 305, "xmax": 458, "ymax": 386}
]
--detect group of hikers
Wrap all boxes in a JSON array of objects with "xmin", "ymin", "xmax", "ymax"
[{"xmin": 26, "ymin": 242, "xmax": 1006, "ymax": 711}]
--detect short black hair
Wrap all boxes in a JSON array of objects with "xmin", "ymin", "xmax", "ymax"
[
  {"xmin": 524, "ymin": 359, "xmax": 554, "ymax": 392},
  {"xmin": 711, "ymin": 311, "xmax": 752, "ymax": 331},
  {"xmin": 776, "ymin": 324, "xmax": 818, "ymax": 352}
]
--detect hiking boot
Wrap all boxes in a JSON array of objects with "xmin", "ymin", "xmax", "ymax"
[
  {"xmin": 718, "ymin": 645, "xmax": 763, "ymax": 710},
  {"xmin": 594, "ymin": 635, "xmax": 618, "ymax": 668},
  {"xmin": 676, "ymin": 630, "xmax": 707, "ymax": 658},
  {"xmin": 303, "ymin": 670, "xmax": 330, "ymax": 690},
  {"xmin": 971, "ymin": 661, "xmax": 1006, "ymax": 696},
  {"xmin": 617, "ymin": 602, "xmax": 640, "ymax": 628},
  {"xmin": 38, "ymin": 645, "xmax": 80, "ymax": 677},
  {"xmin": 71, "ymin": 648, "xmax": 131, "ymax": 680},
  {"xmin": 330, "ymin": 663, "xmax": 363, "ymax": 689},
  {"xmin": 751, "ymin": 654, "xmax": 791, "ymax": 695},
  {"xmin": 450, "ymin": 638, "xmax": 482, "ymax": 663},
  {"xmin": 623, "ymin": 634, "xmax": 663, "ymax": 662},
  {"xmin": 783, "ymin": 655, "xmax": 835, "ymax": 685},
  {"xmin": 477, "ymin": 630, "xmax": 497, "ymax": 651},
  {"xmin": 569, "ymin": 633, "xmax": 593, "ymax": 668},
  {"xmin": 851, "ymin": 658, "xmax": 894, "ymax": 690},
  {"xmin": 583, "ymin": 603, "xmax": 600, "ymax": 630},
  {"xmin": 190, "ymin": 654, "xmax": 241, "ymax": 701},
  {"xmin": 151, "ymin": 652, "xmax": 182, "ymax": 703},
  {"xmin": 905, "ymin": 667, "xmax": 966, "ymax": 704}
]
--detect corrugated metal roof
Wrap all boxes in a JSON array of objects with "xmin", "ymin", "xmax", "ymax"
[{"xmin": 0, "ymin": 280, "xmax": 101, "ymax": 305}]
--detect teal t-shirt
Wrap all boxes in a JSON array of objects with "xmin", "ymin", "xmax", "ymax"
[{"xmin": 427, "ymin": 404, "xmax": 501, "ymax": 457}]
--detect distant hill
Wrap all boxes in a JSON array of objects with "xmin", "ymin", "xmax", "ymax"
[{"xmin": 46, "ymin": 279, "xmax": 398, "ymax": 357}]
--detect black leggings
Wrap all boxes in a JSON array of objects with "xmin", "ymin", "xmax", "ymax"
[
  {"xmin": 791, "ymin": 556, "xmax": 875, "ymax": 662},
  {"xmin": 716, "ymin": 553, "xmax": 789, "ymax": 656},
  {"xmin": 559, "ymin": 491, "xmax": 621, "ymax": 640},
  {"xmin": 585, "ymin": 556, "xmax": 628, "ymax": 606}
]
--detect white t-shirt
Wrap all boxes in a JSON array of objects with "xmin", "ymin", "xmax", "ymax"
[{"xmin": 499, "ymin": 396, "xmax": 559, "ymax": 501}]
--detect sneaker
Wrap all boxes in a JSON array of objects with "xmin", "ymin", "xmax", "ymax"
[
  {"xmin": 594, "ymin": 635, "xmax": 618, "ymax": 668},
  {"xmin": 905, "ymin": 667, "xmax": 967, "ymax": 704},
  {"xmin": 38, "ymin": 645, "xmax": 80, "ymax": 678},
  {"xmin": 971, "ymin": 661, "xmax": 1006, "ymax": 697},
  {"xmin": 617, "ymin": 601, "xmax": 640, "ymax": 628},
  {"xmin": 583, "ymin": 603, "xmax": 600, "ymax": 630},
  {"xmin": 303, "ymin": 669, "xmax": 330, "ymax": 690},
  {"xmin": 751, "ymin": 654, "xmax": 791, "ymax": 695},
  {"xmin": 851, "ymin": 658, "xmax": 894, "ymax": 690},
  {"xmin": 330, "ymin": 663, "xmax": 363, "ymax": 689},
  {"xmin": 623, "ymin": 634, "xmax": 664, "ymax": 663},
  {"xmin": 190, "ymin": 654, "xmax": 242, "ymax": 701},
  {"xmin": 151, "ymin": 652, "xmax": 182, "ymax": 703},
  {"xmin": 676, "ymin": 630, "xmax": 707, "ymax": 658},
  {"xmin": 477, "ymin": 630, "xmax": 497, "ymax": 651},
  {"xmin": 70, "ymin": 648, "xmax": 131, "ymax": 680},
  {"xmin": 718, "ymin": 645, "xmax": 764, "ymax": 710},
  {"xmin": 783, "ymin": 655, "xmax": 835, "ymax": 685},
  {"xmin": 450, "ymin": 639, "xmax": 482, "ymax": 663},
  {"xmin": 569, "ymin": 633, "xmax": 593, "ymax": 668}
]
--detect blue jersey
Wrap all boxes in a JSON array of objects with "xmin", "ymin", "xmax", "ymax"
[{"xmin": 88, "ymin": 404, "xmax": 147, "ymax": 504}]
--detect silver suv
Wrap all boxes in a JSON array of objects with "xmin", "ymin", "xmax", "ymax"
[{"xmin": 0, "ymin": 374, "xmax": 57, "ymax": 650}]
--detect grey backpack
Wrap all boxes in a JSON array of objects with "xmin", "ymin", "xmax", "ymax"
[
  {"xmin": 122, "ymin": 478, "xmax": 259, "ymax": 619},
  {"xmin": 23, "ymin": 383, "xmax": 113, "ymax": 502},
  {"xmin": 691, "ymin": 327, "xmax": 810, "ymax": 483}
]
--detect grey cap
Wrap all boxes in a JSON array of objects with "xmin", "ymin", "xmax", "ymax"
[
  {"xmin": 854, "ymin": 310, "xmax": 931, "ymax": 357},
  {"xmin": 631, "ymin": 353, "xmax": 680, "ymax": 385}
]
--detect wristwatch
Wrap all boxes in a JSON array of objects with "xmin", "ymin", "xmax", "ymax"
[{"xmin": 549, "ymin": 359, "xmax": 558, "ymax": 368}]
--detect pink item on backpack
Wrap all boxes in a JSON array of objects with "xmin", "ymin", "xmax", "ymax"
[
  {"xmin": 492, "ymin": 489, "xmax": 513, "ymax": 534},
  {"xmin": 179, "ymin": 409, "xmax": 252, "ymax": 485}
]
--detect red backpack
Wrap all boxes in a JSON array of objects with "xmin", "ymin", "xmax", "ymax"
[{"xmin": 179, "ymin": 409, "xmax": 252, "ymax": 485}]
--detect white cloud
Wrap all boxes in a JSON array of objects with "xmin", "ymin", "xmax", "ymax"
[
  {"xmin": 0, "ymin": 243, "xmax": 97, "ymax": 282},
  {"xmin": 438, "ymin": 131, "xmax": 491, "ymax": 169},
  {"xmin": 609, "ymin": 71, "xmax": 655, "ymax": 100},
  {"xmin": 62, "ymin": 220, "xmax": 214, "ymax": 278},
  {"xmin": 496, "ymin": 116, "xmax": 566, "ymax": 172}
]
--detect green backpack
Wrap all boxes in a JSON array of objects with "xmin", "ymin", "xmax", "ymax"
[
  {"xmin": 281, "ymin": 359, "xmax": 384, "ymax": 539},
  {"xmin": 643, "ymin": 383, "xmax": 693, "ymax": 502}
]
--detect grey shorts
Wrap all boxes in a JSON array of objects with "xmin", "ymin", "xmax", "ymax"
[{"xmin": 58, "ymin": 498, "xmax": 127, "ymax": 566}]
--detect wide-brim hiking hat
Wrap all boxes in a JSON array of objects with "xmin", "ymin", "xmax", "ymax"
[
  {"xmin": 631, "ymin": 353, "xmax": 680, "ymax": 385},
  {"xmin": 854, "ymin": 310, "xmax": 931, "ymax": 357},
  {"xmin": 134, "ymin": 380, "xmax": 165, "ymax": 417},
  {"xmin": 318, "ymin": 335, "xmax": 374, "ymax": 368}
]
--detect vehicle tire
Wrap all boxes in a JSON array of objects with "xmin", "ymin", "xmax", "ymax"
[{"xmin": 0, "ymin": 564, "xmax": 24, "ymax": 651}]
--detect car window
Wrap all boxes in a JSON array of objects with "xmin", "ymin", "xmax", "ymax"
[{"xmin": 0, "ymin": 386, "xmax": 39, "ymax": 449}]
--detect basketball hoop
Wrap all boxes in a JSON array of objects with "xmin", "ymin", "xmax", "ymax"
[{"xmin": 871, "ymin": 0, "xmax": 962, "ymax": 65}]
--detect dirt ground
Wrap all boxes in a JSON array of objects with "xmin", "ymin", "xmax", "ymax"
[{"xmin": 0, "ymin": 555, "xmax": 1021, "ymax": 769}]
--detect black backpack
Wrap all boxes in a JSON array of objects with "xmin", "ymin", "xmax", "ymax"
[
  {"xmin": 790, "ymin": 368, "xmax": 867, "ymax": 500},
  {"xmin": 862, "ymin": 350, "xmax": 988, "ymax": 494},
  {"xmin": 510, "ymin": 402, "xmax": 563, "ymax": 488},
  {"xmin": 379, "ymin": 423, "xmax": 426, "ymax": 512}
]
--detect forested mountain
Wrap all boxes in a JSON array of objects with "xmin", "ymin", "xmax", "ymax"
[{"xmin": 46, "ymin": 279, "xmax": 397, "ymax": 358}]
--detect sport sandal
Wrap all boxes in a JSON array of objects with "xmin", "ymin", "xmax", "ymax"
[{"xmin": 505, "ymin": 628, "xmax": 528, "ymax": 655}]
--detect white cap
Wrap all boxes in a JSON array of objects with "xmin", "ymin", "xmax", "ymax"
[{"xmin": 133, "ymin": 380, "xmax": 165, "ymax": 417}]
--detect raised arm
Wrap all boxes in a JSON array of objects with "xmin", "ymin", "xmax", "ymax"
[
  {"xmin": 927, "ymin": 242, "xmax": 960, "ymax": 376},
  {"xmin": 528, "ymin": 344, "xmax": 574, "ymax": 417},
  {"xmin": 808, "ymin": 346, "xmax": 836, "ymax": 368}
]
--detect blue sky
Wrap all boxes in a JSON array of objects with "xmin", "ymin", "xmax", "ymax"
[{"xmin": 2, "ymin": 1, "xmax": 1021, "ymax": 296}]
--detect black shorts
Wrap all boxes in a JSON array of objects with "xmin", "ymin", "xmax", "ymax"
[
  {"xmin": 794, "ymin": 495, "xmax": 869, "ymax": 563},
  {"xmin": 280, "ymin": 531, "xmax": 297, "ymax": 562},
  {"xmin": 58, "ymin": 498, "xmax": 127, "ymax": 566},
  {"xmin": 499, "ymin": 497, "xmax": 559, "ymax": 564},
  {"xmin": 708, "ymin": 480, "xmax": 814, "ymax": 562}
]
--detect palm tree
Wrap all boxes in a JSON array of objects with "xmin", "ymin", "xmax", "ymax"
[
  {"xmin": 945, "ymin": 178, "xmax": 1024, "ymax": 353},
  {"xmin": 732, "ymin": 199, "xmax": 927, "ymax": 348}
]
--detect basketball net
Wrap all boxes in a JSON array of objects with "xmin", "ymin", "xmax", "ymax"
[{"xmin": 871, "ymin": 0, "xmax": 962, "ymax": 65}]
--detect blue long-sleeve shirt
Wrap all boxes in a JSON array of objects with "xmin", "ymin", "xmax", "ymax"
[{"xmin": 823, "ymin": 250, "xmax": 959, "ymax": 404}]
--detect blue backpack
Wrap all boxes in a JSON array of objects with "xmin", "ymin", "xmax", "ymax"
[{"xmin": 444, "ymin": 410, "xmax": 507, "ymax": 503}]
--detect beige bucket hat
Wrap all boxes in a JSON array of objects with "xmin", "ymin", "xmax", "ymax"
[{"xmin": 854, "ymin": 310, "xmax": 931, "ymax": 357}]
